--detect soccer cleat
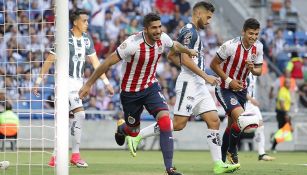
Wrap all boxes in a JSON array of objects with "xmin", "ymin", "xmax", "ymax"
[
  {"xmin": 226, "ymin": 151, "xmax": 239, "ymax": 164},
  {"xmin": 258, "ymin": 154, "xmax": 276, "ymax": 161},
  {"xmin": 126, "ymin": 135, "xmax": 142, "ymax": 157},
  {"xmin": 213, "ymin": 160, "xmax": 240, "ymax": 174},
  {"xmin": 48, "ymin": 156, "xmax": 56, "ymax": 167},
  {"xmin": 165, "ymin": 167, "xmax": 183, "ymax": 175},
  {"xmin": 115, "ymin": 119, "xmax": 126, "ymax": 146},
  {"xmin": 70, "ymin": 153, "xmax": 88, "ymax": 168}
]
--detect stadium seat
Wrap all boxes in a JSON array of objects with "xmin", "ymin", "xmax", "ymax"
[
  {"xmin": 295, "ymin": 31, "xmax": 307, "ymax": 45},
  {"xmin": 283, "ymin": 30, "xmax": 295, "ymax": 45}
]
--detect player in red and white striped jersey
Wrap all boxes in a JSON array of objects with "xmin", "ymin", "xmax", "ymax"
[
  {"xmin": 210, "ymin": 18, "xmax": 263, "ymax": 165},
  {"xmin": 79, "ymin": 13, "xmax": 200, "ymax": 175}
]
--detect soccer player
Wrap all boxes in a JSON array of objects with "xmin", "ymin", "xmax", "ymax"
[
  {"xmin": 33, "ymin": 9, "xmax": 114, "ymax": 168},
  {"xmin": 123, "ymin": 2, "xmax": 240, "ymax": 174},
  {"xmin": 210, "ymin": 18, "xmax": 263, "ymax": 164},
  {"xmin": 244, "ymin": 73, "xmax": 275, "ymax": 161},
  {"xmin": 78, "ymin": 12, "xmax": 200, "ymax": 175}
]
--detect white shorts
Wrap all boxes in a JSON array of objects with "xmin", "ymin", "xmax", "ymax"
[
  {"xmin": 68, "ymin": 77, "xmax": 83, "ymax": 111},
  {"xmin": 173, "ymin": 80, "xmax": 217, "ymax": 116},
  {"xmin": 243, "ymin": 101, "xmax": 263, "ymax": 120}
]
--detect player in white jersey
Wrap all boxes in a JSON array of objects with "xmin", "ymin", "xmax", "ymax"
[
  {"xmin": 122, "ymin": 2, "xmax": 240, "ymax": 174},
  {"xmin": 33, "ymin": 9, "xmax": 114, "ymax": 168},
  {"xmin": 210, "ymin": 18, "xmax": 263, "ymax": 165},
  {"xmin": 243, "ymin": 73, "xmax": 275, "ymax": 161}
]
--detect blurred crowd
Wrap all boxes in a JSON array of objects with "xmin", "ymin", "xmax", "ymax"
[{"xmin": 0, "ymin": 0, "xmax": 306, "ymax": 120}]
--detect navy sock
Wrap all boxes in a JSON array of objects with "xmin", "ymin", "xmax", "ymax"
[
  {"xmin": 160, "ymin": 131, "xmax": 173, "ymax": 170},
  {"xmin": 228, "ymin": 125, "xmax": 241, "ymax": 154},
  {"xmin": 221, "ymin": 127, "xmax": 230, "ymax": 162}
]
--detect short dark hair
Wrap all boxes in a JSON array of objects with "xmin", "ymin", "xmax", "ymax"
[
  {"xmin": 69, "ymin": 9, "xmax": 88, "ymax": 26},
  {"xmin": 193, "ymin": 1, "xmax": 215, "ymax": 13},
  {"xmin": 143, "ymin": 13, "xmax": 161, "ymax": 28},
  {"xmin": 243, "ymin": 18, "xmax": 260, "ymax": 31}
]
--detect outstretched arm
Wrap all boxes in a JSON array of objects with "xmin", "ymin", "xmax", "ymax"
[
  {"xmin": 167, "ymin": 49, "xmax": 219, "ymax": 86},
  {"xmin": 171, "ymin": 41, "xmax": 198, "ymax": 57},
  {"xmin": 79, "ymin": 52, "xmax": 120, "ymax": 99},
  {"xmin": 88, "ymin": 54, "xmax": 115, "ymax": 95}
]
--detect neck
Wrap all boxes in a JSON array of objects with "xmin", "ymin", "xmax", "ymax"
[
  {"xmin": 191, "ymin": 16, "xmax": 199, "ymax": 30},
  {"xmin": 72, "ymin": 27, "xmax": 82, "ymax": 38}
]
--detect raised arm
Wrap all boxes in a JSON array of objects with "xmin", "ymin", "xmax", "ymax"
[
  {"xmin": 79, "ymin": 52, "xmax": 120, "ymax": 99},
  {"xmin": 88, "ymin": 54, "xmax": 115, "ymax": 95}
]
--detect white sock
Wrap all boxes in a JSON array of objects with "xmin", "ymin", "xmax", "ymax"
[
  {"xmin": 70, "ymin": 111, "xmax": 85, "ymax": 154},
  {"xmin": 139, "ymin": 123, "xmax": 160, "ymax": 139},
  {"xmin": 255, "ymin": 125, "xmax": 265, "ymax": 155},
  {"xmin": 206, "ymin": 129, "xmax": 222, "ymax": 162}
]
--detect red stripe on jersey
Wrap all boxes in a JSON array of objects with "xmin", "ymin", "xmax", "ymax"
[
  {"xmin": 121, "ymin": 55, "xmax": 135, "ymax": 91},
  {"xmin": 130, "ymin": 42, "xmax": 146, "ymax": 91},
  {"xmin": 147, "ymin": 40, "xmax": 162, "ymax": 88},
  {"xmin": 242, "ymin": 45, "xmax": 257, "ymax": 87},
  {"xmin": 228, "ymin": 44, "xmax": 241, "ymax": 79},
  {"xmin": 236, "ymin": 49, "xmax": 249, "ymax": 81},
  {"xmin": 140, "ymin": 45, "xmax": 155, "ymax": 90},
  {"xmin": 221, "ymin": 56, "xmax": 231, "ymax": 88}
]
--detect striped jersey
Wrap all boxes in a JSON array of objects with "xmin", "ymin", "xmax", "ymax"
[
  {"xmin": 116, "ymin": 31, "xmax": 174, "ymax": 92},
  {"xmin": 216, "ymin": 37, "xmax": 263, "ymax": 89},
  {"xmin": 177, "ymin": 23, "xmax": 206, "ymax": 82},
  {"xmin": 50, "ymin": 31, "xmax": 96, "ymax": 79},
  {"xmin": 247, "ymin": 73, "xmax": 257, "ymax": 98}
]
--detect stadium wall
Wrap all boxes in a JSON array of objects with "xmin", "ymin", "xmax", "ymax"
[{"xmin": 16, "ymin": 119, "xmax": 307, "ymax": 151}]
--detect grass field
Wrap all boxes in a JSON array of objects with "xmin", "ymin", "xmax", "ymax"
[{"xmin": 0, "ymin": 150, "xmax": 306, "ymax": 175}]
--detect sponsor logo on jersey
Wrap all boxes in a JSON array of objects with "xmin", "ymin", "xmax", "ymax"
[
  {"xmin": 158, "ymin": 46, "xmax": 163, "ymax": 54},
  {"xmin": 187, "ymin": 96, "xmax": 194, "ymax": 101}
]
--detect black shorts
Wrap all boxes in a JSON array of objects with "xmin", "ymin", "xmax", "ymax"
[
  {"xmin": 275, "ymin": 110, "xmax": 287, "ymax": 129},
  {"xmin": 120, "ymin": 83, "xmax": 168, "ymax": 127}
]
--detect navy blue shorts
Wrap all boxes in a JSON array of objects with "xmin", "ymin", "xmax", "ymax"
[
  {"xmin": 215, "ymin": 87, "xmax": 247, "ymax": 114},
  {"xmin": 120, "ymin": 83, "xmax": 168, "ymax": 127}
]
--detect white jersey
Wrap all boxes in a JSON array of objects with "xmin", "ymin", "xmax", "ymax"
[
  {"xmin": 247, "ymin": 73, "xmax": 257, "ymax": 98},
  {"xmin": 116, "ymin": 31, "xmax": 173, "ymax": 92},
  {"xmin": 216, "ymin": 37, "xmax": 263, "ymax": 89},
  {"xmin": 176, "ymin": 23, "xmax": 206, "ymax": 84}
]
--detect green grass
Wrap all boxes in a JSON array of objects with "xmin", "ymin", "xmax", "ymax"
[{"xmin": 0, "ymin": 150, "xmax": 307, "ymax": 175}]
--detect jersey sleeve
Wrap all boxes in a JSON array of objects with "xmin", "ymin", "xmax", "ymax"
[
  {"xmin": 254, "ymin": 42, "xmax": 263, "ymax": 66},
  {"xmin": 85, "ymin": 35, "xmax": 96, "ymax": 56},
  {"xmin": 177, "ymin": 25, "xmax": 197, "ymax": 49},
  {"xmin": 116, "ymin": 35, "xmax": 137, "ymax": 61},
  {"xmin": 161, "ymin": 32, "xmax": 174, "ymax": 48},
  {"xmin": 216, "ymin": 40, "xmax": 232, "ymax": 61}
]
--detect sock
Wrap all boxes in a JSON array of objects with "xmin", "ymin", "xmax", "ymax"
[
  {"xmin": 158, "ymin": 115, "xmax": 173, "ymax": 170},
  {"xmin": 139, "ymin": 123, "xmax": 160, "ymax": 139},
  {"xmin": 206, "ymin": 129, "xmax": 222, "ymax": 162},
  {"xmin": 255, "ymin": 125, "xmax": 265, "ymax": 155},
  {"xmin": 118, "ymin": 122, "xmax": 140, "ymax": 137},
  {"xmin": 271, "ymin": 139, "xmax": 277, "ymax": 150},
  {"xmin": 221, "ymin": 127, "xmax": 230, "ymax": 162},
  {"xmin": 228, "ymin": 123, "xmax": 241, "ymax": 154},
  {"xmin": 70, "ymin": 111, "xmax": 85, "ymax": 154}
]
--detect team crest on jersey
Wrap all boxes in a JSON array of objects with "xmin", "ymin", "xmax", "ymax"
[
  {"xmin": 230, "ymin": 98, "xmax": 238, "ymax": 105},
  {"xmin": 120, "ymin": 42, "xmax": 127, "ymax": 49},
  {"xmin": 250, "ymin": 54, "xmax": 256, "ymax": 62},
  {"xmin": 183, "ymin": 31, "xmax": 192, "ymax": 45},
  {"xmin": 127, "ymin": 116, "xmax": 135, "ymax": 124},
  {"xmin": 158, "ymin": 46, "xmax": 163, "ymax": 54},
  {"xmin": 84, "ymin": 38, "xmax": 90, "ymax": 48}
]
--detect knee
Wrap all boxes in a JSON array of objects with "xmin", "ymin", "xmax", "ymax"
[
  {"xmin": 157, "ymin": 115, "xmax": 172, "ymax": 132},
  {"xmin": 207, "ymin": 116, "xmax": 220, "ymax": 129}
]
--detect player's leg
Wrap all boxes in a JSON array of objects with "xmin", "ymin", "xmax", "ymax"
[
  {"xmin": 116, "ymin": 91, "xmax": 144, "ymax": 146},
  {"xmin": 196, "ymin": 95, "xmax": 240, "ymax": 173},
  {"xmin": 250, "ymin": 105, "xmax": 275, "ymax": 161},
  {"xmin": 144, "ymin": 83, "xmax": 181, "ymax": 175}
]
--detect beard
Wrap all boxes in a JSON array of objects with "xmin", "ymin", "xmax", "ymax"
[{"xmin": 198, "ymin": 20, "xmax": 205, "ymax": 30}]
